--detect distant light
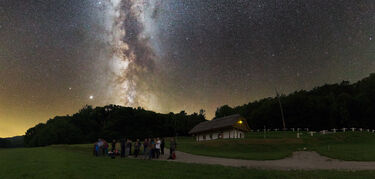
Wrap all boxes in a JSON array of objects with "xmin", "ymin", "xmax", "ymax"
[
  {"xmin": 89, "ymin": 95, "xmax": 94, "ymax": 100},
  {"xmin": 68, "ymin": 87, "xmax": 72, "ymax": 90},
  {"xmin": 238, "ymin": 120, "xmax": 243, "ymax": 124}
]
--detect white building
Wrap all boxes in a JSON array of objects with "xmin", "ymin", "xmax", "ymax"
[{"xmin": 189, "ymin": 114, "xmax": 250, "ymax": 141}]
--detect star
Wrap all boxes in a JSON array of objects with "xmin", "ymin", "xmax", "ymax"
[{"xmin": 1, "ymin": 0, "xmax": 375, "ymax": 137}]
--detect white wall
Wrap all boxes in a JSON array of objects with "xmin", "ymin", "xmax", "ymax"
[
  {"xmin": 223, "ymin": 131, "xmax": 229, "ymax": 138},
  {"xmin": 239, "ymin": 131, "xmax": 244, "ymax": 138},
  {"xmin": 212, "ymin": 132, "xmax": 219, "ymax": 140},
  {"xmin": 224, "ymin": 129, "xmax": 245, "ymax": 139},
  {"xmin": 195, "ymin": 129, "xmax": 245, "ymax": 141}
]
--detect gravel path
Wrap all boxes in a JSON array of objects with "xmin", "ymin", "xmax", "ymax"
[{"xmin": 158, "ymin": 149, "xmax": 375, "ymax": 170}]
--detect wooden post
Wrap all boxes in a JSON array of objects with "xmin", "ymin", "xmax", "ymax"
[
  {"xmin": 333, "ymin": 128, "xmax": 336, "ymax": 133},
  {"xmin": 297, "ymin": 133, "xmax": 300, "ymax": 138},
  {"xmin": 342, "ymin": 128, "xmax": 346, "ymax": 132},
  {"xmin": 310, "ymin": 131, "xmax": 314, "ymax": 136},
  {"xmin": 263, "ymin": 126, "xmax": 266, "ymax": 139},
  {"xmin": 351, "ymin": 128, "xmax": 355, "ymax": 132},
  {"xmin": 275, "ymin": 88, "xmax": 286, "ymax": 130}
]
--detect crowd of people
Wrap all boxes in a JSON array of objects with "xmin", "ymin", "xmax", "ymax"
[{"xmin": 93, "ymin": 137, "xmax": 177, "ymax": 160}]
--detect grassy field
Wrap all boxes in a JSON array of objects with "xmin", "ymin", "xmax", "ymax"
[
  {"xmin": 173, "ymin": 131, "xmax": 375, "ymax": 161},
  {"xmin": 1, "ymin": 145, "xmax": 375, "ymax": 178}
]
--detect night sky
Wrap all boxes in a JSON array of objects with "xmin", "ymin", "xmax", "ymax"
[{"xmin": 1, "ymin": 0, "xmax": 374, "ymax": 137}]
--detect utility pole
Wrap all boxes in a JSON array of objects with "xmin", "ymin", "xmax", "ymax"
[
  {"xmin": 174, "ymin": 117, "xmax": 177, "ymax": 137},
  {"xmin": 275, "ymin": 88, "xmax": 286, "ymax": 130}
]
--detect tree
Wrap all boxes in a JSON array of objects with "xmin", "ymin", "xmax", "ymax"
[
  {"xmin": 215, "ymin": 105, "xmax": 235, "ymax": 118},
  {"xmin": 214, "ymin": 73, "xmax": 375, "ymax": 130},
  {"xmin": 24, "ymin": 105, "xmax": 207, "ymax": 147}
]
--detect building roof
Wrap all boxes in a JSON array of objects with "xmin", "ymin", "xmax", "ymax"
[{"xmin": 189, "ymin": 114, "xmax": 250, "ymax": 134}]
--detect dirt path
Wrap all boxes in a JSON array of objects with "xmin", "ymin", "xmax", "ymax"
[{"xmin": 157, "ymin": 149, "xmax": 375, "ymax": 170}]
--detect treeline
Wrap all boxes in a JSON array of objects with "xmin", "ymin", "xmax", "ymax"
[
  {"xmin": 215, "ymin": 73, "xmax": 375, "ymax": 130},
  {"xmin": 0, "ymin": 138, "xmax": 10, "ymax": 148},
  {"xmin": 0, "ymin": 136, "xmax": 24, "ymax": 148},
  {"xmin": 25, "ymin": 105, "xmax": 206, "ymax": 147}
]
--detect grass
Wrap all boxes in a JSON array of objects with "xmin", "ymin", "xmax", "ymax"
[
  {"xmin": 173, "ymin": 131, "xmax": 375, "ymax": 161},
  {"xmin": 1, "ymin": 145, "xmax": 375, "ymax": 178},
  {"xmin": 308, "ymin": 132, "xmax": 375, "ymax": 161}
]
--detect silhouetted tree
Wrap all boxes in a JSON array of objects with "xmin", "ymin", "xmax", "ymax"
[
  {"xmin": 215, "ymin": 73, "xmax": 375, "ymax": 130},
  {"xmin": 24, "ymin": 105, "xmax": 206, "ymax": 147}
]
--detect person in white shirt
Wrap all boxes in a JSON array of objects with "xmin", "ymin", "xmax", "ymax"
[{"xmin": 155, "ymin": 138, "xmax": 161, "ymax": 159}]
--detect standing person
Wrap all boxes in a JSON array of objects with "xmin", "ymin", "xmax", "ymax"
[
  {"xmin": 148, "ymin": 138, "xmax": 155, "ymax": 160},
  {"xmin": 168, "ymin": 138, "xmax": 177, "ymax": 160},
  {"xmin": 129, "ymin": 139, "xmax": 133, "ymax": 156},
  {"xmin": 111, "ymin": 139, "xmax": 116, "ymax": 152},
  {"xmin": 160, "ymin": 138, "xmax": 165, "ymax": 155},
  {"xmin": 98, "ymin": 139, "xmax": 103, "ymax": 156},
  {"xmin": 143, "ymin": 139, "xmax": 149, "ymax": 160},
  {"xmin": 143, "ymin": 139, "xmax": 148, "ymax": 155},
  {"xmin": 120, "ymin": 138, "xmax": 126, "ymax": 158},
  {"xmin": 93, "ymin": 142, "xmax": 99, "ymax": 156},
  {"xmin": 125, "ymin": 139, "xmax": 131, "ymax": 157},
  {"xmin": 155, "ymin": 138, "xmax": 161, "ymax": 159},
  {"xmin": 115, "ymin": 140, "xmax": 121, "ymax": 155},
  {"xmin": 134, "ymin": 139, "xmax": 141, "ymax": 158},
  {"xmin": 151, "ymin": 138, "xmax": 156, "ymax": 159},
  {"xmin": 147, "ymin": 139, "xmax": 152, "ymax": 160},
  {"xmin": 103, "ymin": 140, "xmax": 109, "ymax": 156}
]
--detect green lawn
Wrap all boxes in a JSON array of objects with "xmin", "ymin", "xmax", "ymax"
[
  {"xmin": 0, "ymin": 145, "xmax": 375, "ymax": 178},
  {"xmin": 173, "ymin": 131, "xmax": 375, "ymax": 161},
  {"xmin": 307, "ymin": 132, "xmax": 375, "ymax": 161}
]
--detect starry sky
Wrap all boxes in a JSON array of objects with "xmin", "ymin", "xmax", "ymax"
[{"xmin": 0, "ymin": 0, "xmax": 374, "ymax": 137}]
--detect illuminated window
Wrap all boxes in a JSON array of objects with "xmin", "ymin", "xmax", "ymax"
[{"xmin": 238, "ymin": 120, "xmax": 243, "ymax": 124}]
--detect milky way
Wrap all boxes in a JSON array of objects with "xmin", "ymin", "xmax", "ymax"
[
  {"xmin": 102, "ymin": 0, "xmax": 158, "ymax": 109},
  {"xmin": 0, "ymin": 0, "xmax": 375, "ymax": 137}
]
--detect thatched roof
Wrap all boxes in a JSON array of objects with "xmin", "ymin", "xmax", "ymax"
[{"xmin": 189, "ymin": 114, "xmax": 250, "ymax": 134}]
